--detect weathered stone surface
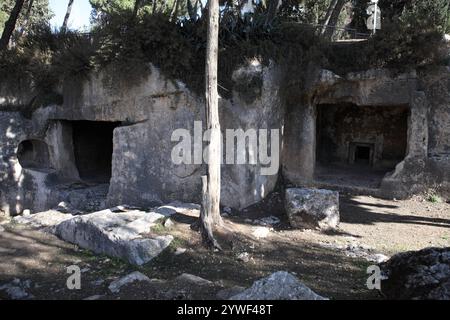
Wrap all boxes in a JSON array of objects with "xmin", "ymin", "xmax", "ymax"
[
  {"xmin": 229, "ymin": 271, "xmax": 327, "ymax": 300},
  {"xmin": 220, "ymin": 60, "xmax": 284, "ymax": 209},
  {"xmin": 55, "ymin": 206, "xmax": 175, "ymax": 265},
  {"xmin": 285, "ymin": 188, "xmax": 339, "ymax": 230},
  {"xmin": 380, "ymin": 247, "xmax": 450, "ymax": 300},
  {"xmin": 108, "ymin": 271, "xmax": 151, "ymax": 293},
  {"xmin": 1, "ymin": 64, "xmax": 449, "ymax": 215},
  {"xmin": 13, "ymin": 210, "xmax": 74, "ymax": 232}
]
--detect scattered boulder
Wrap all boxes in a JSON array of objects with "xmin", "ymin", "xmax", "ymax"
[
  {"xmin": 237, "ymin": 252, "xmax": 251, "ymax": 263},
  {"xmin": 54, "ymin": 201, "xmax": 82, "ymax": 215},
  {"xmin": 174, "ymin": 247, "xmax": 187, "ymax": 255},
  {"xmin": 108, "ymin": 271, "xmax": 152, "ymax": 293},
  {"xmin": 163, "ymin": 218, "xmax": 174, "ymax": 228},
  {"xmin": 252, "ymin": 226, "xmax": 270, "ymax": 239},
  {"xmin": 55, "ymin": 207, "xmax": 175, "ymax": 265},
  {"xmin": 0, "ymin": 225, "xmax": 4, "ymax": 232},
  {"xmin": 285, "ymin": 188, "xmax": 339, "ymax": 230},
  {"xmin": 254, "ymin": 216, "xmax": 280, "ymax": 226},
  {"xmin": 380, "ymin": 247, "xmax": 450, "ymax": 300},
  {"xmin": 319, "ymin": 241, "xmax": 389, "ymax": 263},
  {"xmin": 13, "ymin": 210, "xmax": 74, "ymax": 233},
  {"xmin": 0, "ymin": 279, "xmax": 33, "ymax": 300},
  {"xmin": 229, "ymin": 271, "xmax": 327, "ymax": 300}
]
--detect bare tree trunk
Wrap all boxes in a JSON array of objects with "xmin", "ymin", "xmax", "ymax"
[
  {"xmin": 61, "ymin": 0, "xmax": 74, "ymax": 33},
  {"xmin": 18, "ymin": 0, "xmax": 34, "ymax": 38},
  {"xmin": 320, "ymin": 0, "xmax": 338, "ymax": 34},
  {"xmin": 323, "ymin": 0, "xmax": 347, "ymax": 39},
  {"xmin": 264, "ymin": 0, "xmax": 281, "ymax": 26},
  {"xmin": 169, "ymin": 0, "xmax": 180, "ymax": 21},
  {"xmin": 0, "ymin": 0, "xmax": 26, "ymax": 51},
  {"xmin": 187, "ymin": 0, "xmax": 202, "ymax": 21},
  {"xmin": 200, "ymin": 0, "xmax": 222, "ymax": 249},
  {"xmin": 133, "ymin": 0, "xmax": 144, "ymax": 17}
]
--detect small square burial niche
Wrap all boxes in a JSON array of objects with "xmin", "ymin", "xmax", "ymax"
[
  {"xmin": 71, "ymin": 121, "xmax": 121, "ymax": 183},
  {"xmin": 315, "ymin": 103, "xmax": 408, "ymax": 188},
  {"xmin": 349, "ymin": 142, "xmax": 374, "ymax": 166},
  {"xmin": 17, "ymin": 139, "xmax": 53, "ymax": 172}
]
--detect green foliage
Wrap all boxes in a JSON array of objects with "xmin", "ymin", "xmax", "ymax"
[
  {"xmin": 0, "ymin": 0, "xmax": 53, "ymax": 35},
  {"xmin": 89, "ymin": 0, "xmax": 188, "ymax": 24},
  {"xmin": 427, "ymin": 194, "xmax": 443, "ymax": 203},
  {"xmin": 0, "ymin": 1, "xmax": 448, "ymax": 110}
]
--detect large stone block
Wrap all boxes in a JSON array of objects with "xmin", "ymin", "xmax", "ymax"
[
  {"xmin": 284, "ymin": 188, "xmax": 339, "ymax": 230},
  {"xmin": 55, "ymin": 206, "xmax": 175, "ymax": 265}
]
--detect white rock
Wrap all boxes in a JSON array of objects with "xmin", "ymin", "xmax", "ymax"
[
  {"xmin": 108, "ymin": 271, "xmax": 151, "ymax": 293},
  {"xmin": 174, "ymin": 248, "xmax": 187, "ymax": 255},
  {"xmin": 163, "ymin": 218, "xmax": 174, "ymax": 228},
  {"xmin": 230, "ymin": 271, "xmax": 327, "ymax": 300},
  {"xmin": 252, "ymin": 226, "xmax": 270, "ymax": 239},
  {"xmin": 237, "ymin": 252, "xmax": 250, "ymax": 263}
]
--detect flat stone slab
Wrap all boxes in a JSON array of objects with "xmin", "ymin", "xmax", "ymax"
[
  {"xmin": 13, "ymin": 210, "xmax": 74, "ymax": 232},
  {"xmin": 285, "ymin": 188, "xmax": 339, "ymax": 230},
  {"xmin": 55, "ymin": 206, "xmax": 176, "ymax": 265},
  {"xmin": 229, "ymin": 271, "xmax": 327, "ymax": 300}
]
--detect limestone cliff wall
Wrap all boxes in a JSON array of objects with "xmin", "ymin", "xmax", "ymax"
[
  {"xmin": 0, "ymin": 62, "xmax": 284, "ymax": 214},
  {"xmin": 1, "ymin": 63, "xmax": 449, "ymax": 216}
]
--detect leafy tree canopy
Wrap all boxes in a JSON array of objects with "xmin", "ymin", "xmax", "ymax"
[{"xmin": 0, "ymin": 0, "xmax": 53, "ymax": 35}]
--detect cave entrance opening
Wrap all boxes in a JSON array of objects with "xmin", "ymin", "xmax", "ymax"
[{"xmin": 315, "ymin": 103, "xmax": 409, "ymax": 189}]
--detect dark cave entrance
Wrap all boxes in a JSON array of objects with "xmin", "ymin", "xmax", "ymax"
[
  {"xmin": 315, "ymin": 103, "xmax": 409, "ymax": 189},
  {"xmin": 71, "ymin": 121, "xmax": 121, "ymax": 183}
]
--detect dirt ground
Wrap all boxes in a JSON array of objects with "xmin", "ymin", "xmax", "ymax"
[{"xmin": 0, "ymin": 193, "xmax": 449, "ymax": 300}]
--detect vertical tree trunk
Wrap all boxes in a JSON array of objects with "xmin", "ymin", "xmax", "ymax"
[
  {"xmin": 169, "ymin": 0, "xmax": 180, "ymax": 21},
  {"xmin": 18, "ymin": 0, "xmax": 34, "ymax": 38},
  {"xmin": 61, "ymin": 0, "xmax": 75, "ymax": 33},
  {"xmin": 264, "ymin": 0, "xmax": 281, "ymax": 26},
  {"xmin": 323, "ymin": 0, "xmax": 347, "ymax": 39},
  {"xmin": 320, "ymin": 0, "xmax": 338, "ymax": 34},
  {"xmin": 200, "ymin": 0, "xmax": 222, "ymax": 249},
  {"xmin": 0, "ymin": 0, "xmax": 26, "ymax": 51},
  {"xmin": 133, "ymin": 0, "xmax": 143, "ymax": 18}
]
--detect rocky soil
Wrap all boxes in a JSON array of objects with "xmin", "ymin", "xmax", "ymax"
[{"xmin": 0, "ymin": 193, "xmax": 449, "ymax": 300}]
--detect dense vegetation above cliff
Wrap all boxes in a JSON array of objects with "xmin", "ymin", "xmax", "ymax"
[{"xmin": 0, "ymin": 0, "xmax": 449, "ymax": 107}]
